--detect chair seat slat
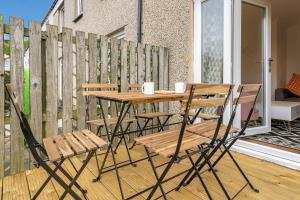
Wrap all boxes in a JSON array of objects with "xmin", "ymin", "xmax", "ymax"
[
  {"xmin": 73, "ymin": 131, "xmax": 97, "ymax": 150},
  {"xmin": 53, "ymin": 135, "xmax": 74, "ymax": 159},
  {"xmin": 64, "ymin": 133, "xmax": 86, "ymax": 154},
  {"xmin": 43, "ymin": 138, "xmax": 61, "ymax": 162},
  {"xmin": 81, "ymin": 129, "xmax": 107, "ymax": 148}
]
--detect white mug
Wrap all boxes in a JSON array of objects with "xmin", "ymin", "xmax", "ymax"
[
  {"xmin": 142, "ymin": 82, "xmax": 155, "ymax": 95},
  {"xmin": 175, "ymin": 82, "xmax": 186, "ymax": 93}
]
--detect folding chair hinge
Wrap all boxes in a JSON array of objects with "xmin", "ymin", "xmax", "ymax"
[{"xmin": 174, "ymin": 157, "xmax": 181, "ymax": 164}]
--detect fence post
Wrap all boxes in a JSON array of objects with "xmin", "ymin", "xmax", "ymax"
[
  {"xmin": 76, "ymin": 31, "xmax": 86, "ymax": 130},
  {"xmin": 62, "ymin": 27, "xmax": 73, "ymax": 133},
  {"xmin": 0, "ymin": 15, "xmax": 4, "ymax": 177},
  {"xmin": 88, "ymin": 33, "xmax": 97, "ymax": 133},
  {"xmin": 10, "ymin": 16, "xmax": 25, "ymax": 174},
  {"xmin": 29, "ymin": 21, "xmax": 43, "ymax": 168},
  {"xmin": 45, "ymin": 24, "xmax": 58, "ymax": 137},
  {"xmin": 159, "ymin": 47, "xmax": 169, "ymax": 125}
]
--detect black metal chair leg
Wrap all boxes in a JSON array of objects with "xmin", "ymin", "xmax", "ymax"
[
  {"xmin": 146, "ymin": 157, "xmax": 175, "ymax": 200},
  {"xmin": 130, "ymin": 119, "xmax": 151, "ymax": 149},
  {"xmin": 185, "ymin": 150, "xmax": 212, "ymax": 200},
  {"xmin": 145, "ymin": 147, "xmax": 167, "ymax": 200},
  {"xmin": 93, "ymin": 146, "xmax": 110, "ymax": 182},
  {"xmin": 158, "ymin": 115, "xmax": 172, "ymax": 132},
  {"xmin": 60, "ymin": 150, "xmax": 95, "ymax": 200},
  {"xmin": 176, "ymin": 148, "xmax": 208, "ymax": 190},
  {"xmin": 203, "ymin": 153, "xmax": 231, "ymax": 200},
  {"xmin": 225, "ymin": 145, "xmax": 259, "ymax": 193},
  {"xmin": 32, "ymin": 160, "xmax": 64, "ymax": 200},
  {"xmin": 111, "ymin": 146, "xmax": 125, "ymax": 200}
]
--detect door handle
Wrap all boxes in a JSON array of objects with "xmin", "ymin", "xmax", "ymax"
[{"xmin": 268, "ymin": 58, "xmax": 273, "ymax": 72}]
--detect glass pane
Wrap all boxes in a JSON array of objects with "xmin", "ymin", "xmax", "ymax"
[
  {"xmin": 201, "ymin": 0, "xmax": 224, "ymax": 84},
  {"xmin": 241, "ymin": 2, "xmax": 265, "ymax": 127}
]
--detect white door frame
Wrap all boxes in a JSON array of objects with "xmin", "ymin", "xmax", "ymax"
[
  {"xmin": 233, "ymin": 0, "xmax": 300, "ymax": 170},
  {"xmin": 236, "ymin": 0, "xmax": 272, "ymax": 135},
  {"xmin": 194, "ymin": 0, "xmax": 300, "ymax": 170}
]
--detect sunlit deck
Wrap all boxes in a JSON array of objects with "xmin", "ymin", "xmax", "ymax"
[{"xmin": 1, "ymin": 145, "xmax": 299, "ymax": 200}]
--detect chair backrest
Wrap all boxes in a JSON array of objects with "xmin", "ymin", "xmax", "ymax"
[
  {"xmin": 233, "ymin": 84, "xmax": 262, "ymax": 134},
  {"xmin": 5, "ymin": 84, "xmax": 45, "ymax": 163},
  {"xmin": 128, "ymin": 84, "xmax": 143, "ymax": 92},
  {"xmin": 82, "ymin": 83, "xmax": 118, "ymax": 92},
  {"xmin": 176, "ymin": 84, "xmax": 233, "ymax": 156}
]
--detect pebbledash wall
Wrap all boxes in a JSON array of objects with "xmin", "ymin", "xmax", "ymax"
[{"xmin": 43, "ymin": 0, "xmax": 195, "ymax": 102}]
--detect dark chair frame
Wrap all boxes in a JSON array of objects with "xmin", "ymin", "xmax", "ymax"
[
  {"xmin": 139, "ymin": 84, "xmax": 234, "ymax": 200},
  {"xmin": 177, "ymin": 84, "xmax": 261, "ymax": 200},
  {"xmin": 6, "ymin": 84, "xmax": 97, "ymax": 200}
]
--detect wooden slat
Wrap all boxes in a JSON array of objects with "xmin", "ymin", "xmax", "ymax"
[
  {"xmin": 81, "ymin": 129, "xmax": 107, "ymax": 148},
  {"xmin": 238, "ymin": 84, "xmax": 261, "ymax": 93},
  {"xmin": 29, "ymin": 21, "xmax": 42, "ymax": 143},
  {"xmin": 152, "ymin": 47, "xmax": 159, "ymax": 132},
  {"xmin": 137, "ymin": 43, "xmax": 146, "ymax": 133},
  {"xmin": 62, "ymin": 27, "xmax": 73, "ymax": 133},
  {"xmin": 100, "ymin": 36, "xmax": 108, "ymax": 84},
  {"xmin": 129, "ymin": 42, "xmax": 137, "ymax": 86},
  {"xmin": 129, "ymin": 42, "xmax": 138, "ymax": 137},
  {"xmin": 10, "ymin": 16, "xmax": 24, "ymax": 174},
  {"xmin": 45, "ymin": 24, "xmax": 58, "ymax": 137},
  {"xmin": 82, "ymin": 83, "xmax": 118, "ymax": 90},
  {"xmin": 76, "ymin": 31, "xmax": 86, "ymax": 130},
  {"xmin": 100, "ymin": 36, "xmax": 109, "ymax": 119},
  {"xmin": 159, "ymin": 47, "xmax": 169, "ymax": 122},
  {"xmin": 0, "ymin": 15, "xmax": 5, "ymax": 177},
  {"xmin": 186, "ymin": 84, "xmax": 232, "ymax": 95},
  {"xmin": 3, "ymin": 172, "xmax": 30, "ymax": 199},
  {"xmin": 53, "ymin": 135, "xmax": 74, "ymax": 158},
  {"xmin": 73, "ymin": 131, "xmax": 97, "ymax": 150},
  {"xmin": 189, "ymin": 98, "xmax": 226, "ymax": 110},
  {"xmin": 64, "ymin": 133, "xmax": 86, "ymax": 154},
  {"xmin": 110, "ymin": 39, "xmax": 119, "ymax": 118},
  {"xmin": 43, "ymin": 138, "xmax": 61, "ymax": 162},
  {"xmin": 234, "ymin": 95, "xmax": 257, "ymax": 105},
  {"xmin": 88, "ymin": 33, "xmax": 97, "ymax": 133},
  {"xmin": 120, "ymin": 40, "xmax": 128, "ymax": 92},
  {"xmin": 137, "ymin": 43, "xmax": 145, "ymax": 85},
  {"xmin": 145, "ymin": 45, "xmax": 152, "ymax": 134},
  {"xmin": 29, "ymin": 21, "xmax": 43, "ymax": 169}
]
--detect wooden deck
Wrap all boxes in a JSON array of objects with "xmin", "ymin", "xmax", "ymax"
[{"xmin": 1, "ymin": 145, "xmax": 300, "ymax": 200}]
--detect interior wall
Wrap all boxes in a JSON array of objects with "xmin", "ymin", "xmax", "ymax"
[{"xmin": 286, "ymin": 25, "xmax": 300, "ymax": 80}]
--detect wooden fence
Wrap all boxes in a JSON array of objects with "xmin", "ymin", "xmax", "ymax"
[{"xmin": 0, "ymin": 16, "xmax": 169, "ymax": 177}]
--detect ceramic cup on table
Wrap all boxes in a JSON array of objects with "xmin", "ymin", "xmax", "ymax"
[
  {"xmin": 142, "ymin": 82, "xmax": 155, "ymax": 95},
  {"xmin": 175, "ymin": 82, "xmax": 186, "ymax": 93}
]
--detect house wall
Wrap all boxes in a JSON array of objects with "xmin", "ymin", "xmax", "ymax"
[{"xmin": 43, "ymin": 0, "xmax": 195, "ymax": 94}]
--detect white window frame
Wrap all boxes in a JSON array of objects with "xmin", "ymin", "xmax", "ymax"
[{"xmin": 194, "ymin": 0, "xmax": 233, "ymax": 124}]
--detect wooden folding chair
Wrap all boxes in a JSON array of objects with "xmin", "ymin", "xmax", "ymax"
[
  {"xmin": 82, "ymin": 83, "xmax": 136, "ymax": 165},
  {"xmin": 6, "ymin": 84, "xmax": 107, "ymax": 200},
  {"xmin": 134, "ymin": 84, "xmax": 233, "ymax": 200},
  {"xmin": 128, "ymin": 84, "xmax": 176, "ymax": 149},
  {"xmin": 177, "ymin": 84, "xmax": 261, "ymax": 200}
]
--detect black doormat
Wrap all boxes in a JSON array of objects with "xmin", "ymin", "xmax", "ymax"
[{"xmin": 247, "ymin": 119, "xmax": 300, "ymax": 151}]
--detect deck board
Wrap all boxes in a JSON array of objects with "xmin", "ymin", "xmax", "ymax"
[{"xmin": 1, "ymin": 145, "xmax": 300, "ymax": 200}]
